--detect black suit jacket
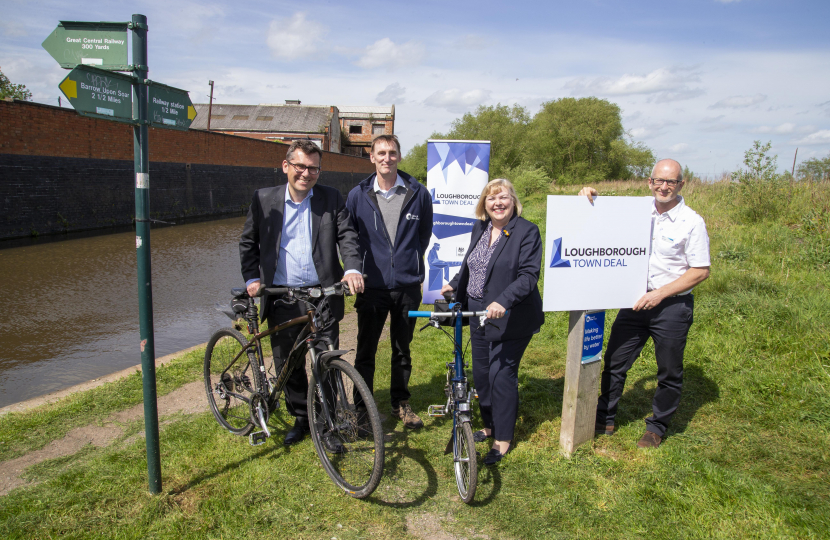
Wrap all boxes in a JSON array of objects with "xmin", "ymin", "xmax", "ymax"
[
  {"xmin": 449, "ymin": 212, "xmax": 544, "ymax": 341},
  {"xmin": 239, "ymin": 184, "xmax": 362, "ymax": 321}
]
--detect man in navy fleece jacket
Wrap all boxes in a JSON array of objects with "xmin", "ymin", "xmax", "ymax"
[{"xmin": 346, "ymin": 134, "xmax": 433, "ymax": 429}]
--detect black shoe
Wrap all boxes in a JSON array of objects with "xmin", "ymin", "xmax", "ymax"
[
  {"xmin": 473, "ymin": 430, "xmax": 492, "ymax": 443},
  {"xmin": 284, "ymin": 417, "xmax": 310, "ymax": 445},
  {"xmin": 483, "ymin": 443, "xmax": 512, "ymax": 466},
  {"xmin": 322, "ymin": 432, "xmax": 346, "ymax": 454}
]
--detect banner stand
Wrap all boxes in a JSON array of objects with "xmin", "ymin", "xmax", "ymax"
[{"xmin": 560, "ymin": 310, "xmax": 603, "ymax": 457}]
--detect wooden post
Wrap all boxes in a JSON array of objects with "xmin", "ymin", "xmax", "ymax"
[{"xmin": 560, "ymin": 310, "xmax": 602, "ymax": 457}]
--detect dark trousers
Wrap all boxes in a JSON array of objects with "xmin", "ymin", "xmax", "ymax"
[
  {"xmin": 267, "ymin": 295, "xmax": 339, "ymax": 420},
  {"xmin": 354, "ymin": 285, "xmax": 421, "ymax": 407},
  {"xmin": 596, "ymin": 294, "xmax": 694, "ymax": 437},
  {"xmin": 468, "ymin": 297, "xmax": 532, "ymax": 442}
]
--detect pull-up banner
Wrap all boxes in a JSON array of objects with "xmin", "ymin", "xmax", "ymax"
[
  {"xmin": 543, "ymin": 195, "xmax": 653, "ymax": 312},
  {"xmin": 423, "ymin": 140, "xmax": 490, "ymax": 304}
]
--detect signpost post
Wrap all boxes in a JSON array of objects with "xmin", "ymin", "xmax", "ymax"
[{"xmin": 44, "ymin": 14, "xmax": 197, "ymax": 495}]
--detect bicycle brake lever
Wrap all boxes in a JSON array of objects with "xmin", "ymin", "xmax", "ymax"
[{"xmin": 419, "ymin": 321, "xmax": 433, "ymax": 332}]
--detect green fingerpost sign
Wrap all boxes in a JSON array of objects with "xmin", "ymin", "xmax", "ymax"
[
  {"xmin": 42, "ymin": 21, "xmax": 130, "ymax": 71},
  {"xmin": 58, "ymin": 64, "xmax": 135, "ymax": 124},
  {"xmin": 148, "ymin": 82, "xmax": 197, "ymax": 131}
]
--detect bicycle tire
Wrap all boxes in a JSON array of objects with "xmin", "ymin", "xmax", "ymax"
[
  {"xmin": 204, "ymin": 328, "xmax": 262, "ymax": 435},
  {"xmin": 308, "ymin": 358, "xmax": 384, "ymax": 499},
  {"xmin": 454, "ymin": 419, "xmax": 478, "ymax": 503}
]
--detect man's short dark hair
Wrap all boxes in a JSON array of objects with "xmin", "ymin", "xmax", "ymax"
[
  {"xmin": 286, "ymin": 139, "xmax": 323, "ymax": 162},
  {"xmin": 370, "ymin": 134, "xmax": 401, "ymax": 153}
]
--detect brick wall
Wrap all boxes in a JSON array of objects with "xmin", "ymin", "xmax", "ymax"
[{"xmin": 0, "ymin": 100, "xmax": 375, "ymax": 241}]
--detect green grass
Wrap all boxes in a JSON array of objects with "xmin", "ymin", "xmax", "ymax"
[{"xmin": 1, "ymin": 179, "xmax": 828, "ymax": 539}]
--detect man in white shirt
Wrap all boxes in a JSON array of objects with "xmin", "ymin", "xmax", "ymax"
[{"xmin": 579, "ymin": 159, "xmax": 710, "ymax": 448}]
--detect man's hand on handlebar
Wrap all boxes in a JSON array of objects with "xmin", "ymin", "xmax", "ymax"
[
  {"xmin": 342, "ymin": 272, "xmax": 365, "ymax": 295},
  {"xmin": 246, "ymin": 280, "xmax": 261, "ymax": 298}
]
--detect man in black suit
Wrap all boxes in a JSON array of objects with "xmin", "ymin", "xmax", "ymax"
[{"xmin": 239, "ymin": 139, "xmax": 364, "ymax": 445}]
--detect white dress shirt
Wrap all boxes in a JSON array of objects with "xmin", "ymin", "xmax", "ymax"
[{"xmin": 648, "ymin": 196, "xmax": 710, "ymax": 294}]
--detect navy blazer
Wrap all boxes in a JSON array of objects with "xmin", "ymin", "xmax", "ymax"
[
  {"xmin": 239, "ymin": 184, "xmax": 362, "ymax": 321},
  {"xmin": 449, "ymin": 212, "xmax": 544, "ymax": 342}
]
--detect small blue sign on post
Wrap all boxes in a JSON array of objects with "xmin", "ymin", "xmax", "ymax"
[{"xmin": 582, "ymin": 310, "xmax": 605, "ymax": 364}]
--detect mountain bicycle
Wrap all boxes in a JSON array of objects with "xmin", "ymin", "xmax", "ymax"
[
  {"xmin": 408, "ymin": 300, "xmax": 488, "ymax": 504},
  {"xmin": 204, "ymin": 282, "xmax": 384, "ymax": 499}
]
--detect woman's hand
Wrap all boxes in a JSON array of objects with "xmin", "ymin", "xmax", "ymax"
[
  {"xmin": 485, "ymin": 301, "xmax": 506, "ymax": 319},
  {"xmin": 440, "ymin": 284, "xmax": 455, "ymax": 298}
]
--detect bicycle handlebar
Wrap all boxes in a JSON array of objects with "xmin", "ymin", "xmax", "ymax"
[{"xmin": 408, "ymin": 310, "xmax": 488, "ymax": 318}]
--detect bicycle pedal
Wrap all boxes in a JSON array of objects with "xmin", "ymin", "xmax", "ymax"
[
  {"xmin": 249, "ymin": 431, "xmax": 268, "ymax": 446},
  {"xmin": 428, "ymin": 405, "xmax": 446, "ymax": 417}
]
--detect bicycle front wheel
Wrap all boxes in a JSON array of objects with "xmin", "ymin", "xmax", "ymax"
[
  {"xmin": 454, "ymin": 419, "xmax": 478, "ymax": 503},
  {"xmin": 204, "ymin": 328, "xmax": 261, "ymax": 435},
  {"xmin": 308, "ymin": 358, "xmax": 384, "ymax": 499}
]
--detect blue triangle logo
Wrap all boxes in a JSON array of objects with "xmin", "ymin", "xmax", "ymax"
[{"xmin": 549, "ymin": 237, "xmax": 571, "ymax": 268}]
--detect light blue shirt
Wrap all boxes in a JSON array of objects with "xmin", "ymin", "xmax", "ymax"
[
  {"xmin": 246, "ymin": 186, "xmax": 359, "ymax": 289},
  {"xmin": 273, "ymin": 187, "xmax": 319, "ymax": 287}
]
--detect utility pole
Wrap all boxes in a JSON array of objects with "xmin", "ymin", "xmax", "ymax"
[
  {"xmin": 208, "ymin": 80, "xmax": 214, "ymax": 131},
  {"xmin": 792, "ymin": 148, "xmax": 798, "ymax": 178}
]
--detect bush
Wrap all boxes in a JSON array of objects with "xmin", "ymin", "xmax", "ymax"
[
  {"xmin": 732, "ymin": 140, "xmax": 791, "ymax": 222},
  {"xmin": 506, "ymin": 165, "xmax": 551, "ymax": 197}
]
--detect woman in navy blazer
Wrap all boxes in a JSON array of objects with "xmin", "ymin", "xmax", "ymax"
[{"xmin": 441, "ymin": 178, "xmax": 544, "ymax": 465}]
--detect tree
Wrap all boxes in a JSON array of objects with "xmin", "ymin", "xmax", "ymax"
[
  {"xmin": 443, "ymin": 104, "xmax": 530, "ymax": 178},
  {"xmin": 525, "ymin": 97, "xmax": 634, "ymax": 184},
  {"xmin": 797, "ymin": 153, "xmax": 830, "ymax": 181},
  {"xmin": 0, "ymin": 67, "xmax": 32, "ymax": 101}
]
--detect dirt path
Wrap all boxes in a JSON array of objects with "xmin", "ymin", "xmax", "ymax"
[{"xmin": 0, "ymin": 311, "xmax": 367, "ymax": 497}]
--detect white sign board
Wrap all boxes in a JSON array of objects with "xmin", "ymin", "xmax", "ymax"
[{"xmin": 543, "ymin": 195, "xmax": 654, "ymax": 312}]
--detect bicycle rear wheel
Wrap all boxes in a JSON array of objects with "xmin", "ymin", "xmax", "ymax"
[
  {"xmin": 204, "ymin": 328, "xmax": 261, "ymax": 435},
  {"xmin": 454, "ymin": 419, "xmax": 477, "ymax": 503},
  {"xmin": 308, "ymin": 358, "xmax": 384, "ymax": 499}
]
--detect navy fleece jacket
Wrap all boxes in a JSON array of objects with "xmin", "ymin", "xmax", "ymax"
[{"xmin": 346, "ymin": 171, "xmax": 433, "ymax": 290}]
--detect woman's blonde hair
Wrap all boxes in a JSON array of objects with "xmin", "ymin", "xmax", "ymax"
[{"xmin": 474, "ymin": 178, "xmax": 523, "ymax": 220}]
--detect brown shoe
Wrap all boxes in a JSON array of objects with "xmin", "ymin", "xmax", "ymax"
[
  {"xmin": 595, "ymin": 422, "xmax": 615, "ymax": 436},
  {"xmin": 392, "ymin": 400, "xmax": 424, "ymax": 429},
  {"xmin": 637, "ymin": 431, "xmax": 662, "ymax": 448}
]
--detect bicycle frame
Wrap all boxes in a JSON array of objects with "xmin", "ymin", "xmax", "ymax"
[{"xmin": 222, "ymin": 299, "xmax": 341, "ymax": 437}]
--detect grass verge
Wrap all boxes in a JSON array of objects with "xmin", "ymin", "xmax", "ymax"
[{"xmin": 1, "ymin": 180, "xmax": 828, "ymax": 539}]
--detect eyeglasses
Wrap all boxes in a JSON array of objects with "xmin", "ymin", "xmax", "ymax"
[
  {"xmin": 287, "ymin": 161, "xmax": 322, "ymax": 175},
  {"xmin": 650, "ymin": 177, "xmax": 681, "ymax": 187}
]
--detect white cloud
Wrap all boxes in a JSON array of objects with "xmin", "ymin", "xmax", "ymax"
[
  {"xmin": 708, "ymin": 93, "xmax": 767, "ymax": 109},
  {"xmin": 793, "ymin": 130, "xmax": 830, "ymax": 145},
  {"xmin": 700, "ymin": 115, "xmax": 726, "ymax": 123},
  {"xmin": 423, "ymin": 88, "xmax": 491, "ymax": 113},
  {"xmin": 266, "ymin": 13, "xmax": 327, "ymax": 60},
  {"xmin": 669, "ymin": 143, "xmax": 690, "ymax": 152},
  {"xmin": 376, "ymin": 83, "xmax": 405, "ymax": 104},
  {"xmin": 356, "ymin": 38, "xmax": 425, "ymax": 69},
  {"xmin": 454, "ymin": 34, "xmax": 496, "ymax": 50},
  {"xmin": 629, "ymin": 120, "xmax": 678, "ymax": 139},
  {"xmin": 564, "ymin": 66, "xmax": 705, "ymax": 103},
  {"xmin": 753, "ymin": 122, "xmax": 796, "ymax": 134}
]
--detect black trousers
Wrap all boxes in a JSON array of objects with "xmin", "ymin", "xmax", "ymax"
[
  {"xmin": 468, "ymin": 297, "xmax": 532, "ymax": 442},
  {"xmin": 267, "ymin": 294, "xmax": 339, "ymax": 420},
  {"xmin": 354, "ymin": 285, "xmax": 421, "ymax": 408},
  {"xmin": 596, "ymin": 294, "xmax": 694, "ymax": 438}
]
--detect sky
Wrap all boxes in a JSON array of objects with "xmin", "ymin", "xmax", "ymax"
[{"xmin": 2, "ymin": 0, "xmax": 829, "ymax": 178}]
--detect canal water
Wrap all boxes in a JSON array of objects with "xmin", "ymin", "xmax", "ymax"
[{"xmin": 0, "ymin": 216, "xmax": 247, "ymax": 408}]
